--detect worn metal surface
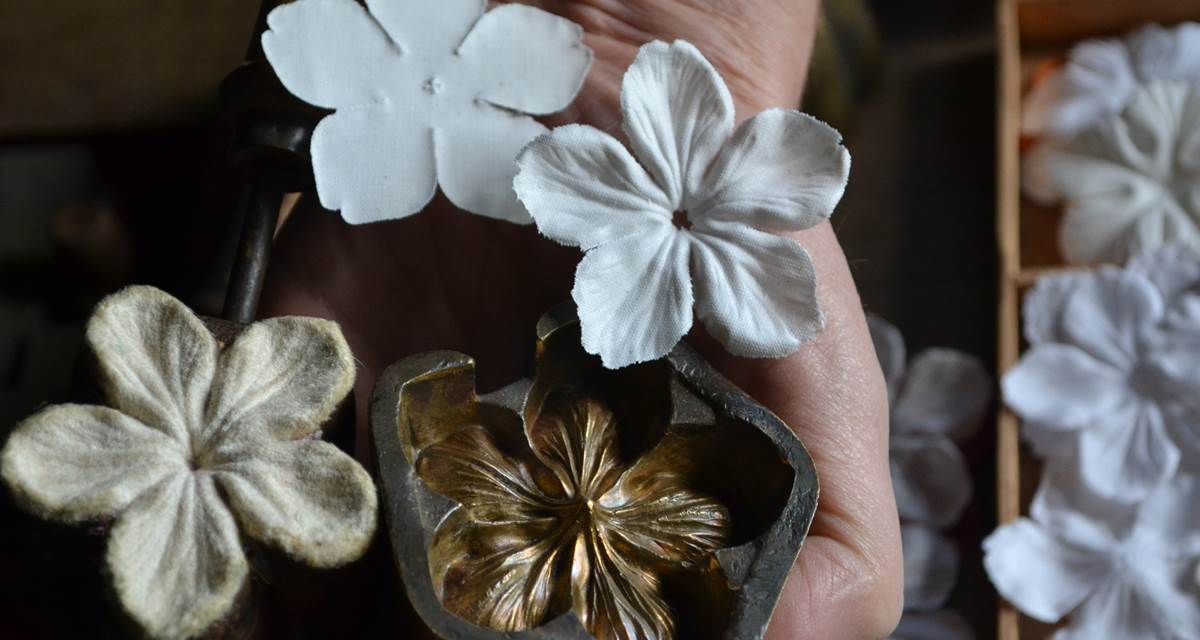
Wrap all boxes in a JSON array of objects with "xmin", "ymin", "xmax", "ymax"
[{"xmin": 372, "ymin": 306, "xmax": 819, "ymax": 640}]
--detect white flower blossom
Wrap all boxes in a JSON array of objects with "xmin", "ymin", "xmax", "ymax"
[
  {"xmin": 1024, "ymin": 81, "xmax": 1200, "ymax": 265},
  {"xmin": 984, "ymin": 468, "xmax": 1200, "ymax": 639},
  {"xmin": 1, "ymin": 287, "xmax": 377, "ymax": 639},
  {"xmin": 868, "ymin": 315, "xmax": 990, "ymax": 528},
  {"xmin": 514, "ymin": 40, "xmax": 850, "ymax": 368},
  {"xmin": 1022, "ymin": 22, "xmax": 1200, "ymax": 138},
  {"xmin": 263, "ymin": 0, "xmax": 592, "ymax": 224},
  {"xmin": 1002, "ymin": 251, "xmax": 1200, "ymax": 501}
]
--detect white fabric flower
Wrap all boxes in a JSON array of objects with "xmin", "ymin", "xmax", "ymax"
[
  {"xmin": 514, "ymin": 40, "xmax": 850, "ymax": 368},
  {"xmin": 1, "ymin": 287, "xmax": 377, "ymax": 639},
  {"xmin": 263, "ymin": 0, "xmax": 592, "ymax": 224},
  {"xmin": 1023, "ymin": 81, "xmax": 1200, "ymax": 265},
  {"xmin": 1022, "ymin": 22, "xmax": 1200, "ymax": 138},
  {"xmin": 984, "ymin": 468, "xmax": 1200, "ymax": 639},
  {"xmin": 1003, "ymin": 258, "xmax": 1200, "ymax": 501},
  {"xmin": 868, "ymin": 315, "xmax": 991, "ymax": 528}
]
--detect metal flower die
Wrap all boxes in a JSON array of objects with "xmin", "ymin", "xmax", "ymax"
[{"xmin": 371, "ymin": 306, "xmax": 819, "ymax": 640}]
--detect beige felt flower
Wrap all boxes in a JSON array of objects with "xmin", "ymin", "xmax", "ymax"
[{"xmin": 1, "ymin": 286, "xmax": 377, "ymax": 639}]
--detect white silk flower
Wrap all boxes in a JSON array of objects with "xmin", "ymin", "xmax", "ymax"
[
  {"xmin": 1024, "ymin": 80, "xmax": 1200, "ymax": 265},
  {"xmin": 1022, "ymin": 21, "xmax": 1200, "ymax": 138},
  {"xmin": 263, "ymin": 0, "xmax": 591, "ymax": 224},
  {"xmin": 514, "ymin": 40, "xmax": 850, "ymax": 368},
  {"xmin": 984, "ymin": 467, "xmax": 1200, "ymax": 639},
  {"xmin": 1002, "ymin": 252, "xmax": 1200, "ymax": 501}
]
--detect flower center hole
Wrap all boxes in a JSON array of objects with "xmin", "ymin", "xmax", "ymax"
[{"xmin": 672, "ymin": 210, "xmax": 692, "ymax": 230}]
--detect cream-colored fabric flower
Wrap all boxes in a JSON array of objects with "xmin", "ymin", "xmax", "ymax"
[
  {"xmin": 1024, "ymin": 81, "xmax": 1200, "ymax": 265},
  {"xmin": 1, "ymin": 286, "xmax": 377, "ymax": 639},
  {"xmin": 514, "ymin": 40, "xmax": 850, "ymax": 368}
]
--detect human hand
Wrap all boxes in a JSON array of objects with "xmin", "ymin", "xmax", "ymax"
[{"xmin": 260, "ymin": 1, "xmax": 902, "ymax": 638}]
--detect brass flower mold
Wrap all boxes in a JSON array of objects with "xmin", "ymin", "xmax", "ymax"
[{"xmin": 371, "ymin": 307, "xmax": 819, "ymax": 639}]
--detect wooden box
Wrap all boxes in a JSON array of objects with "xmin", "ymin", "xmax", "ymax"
[{"xmin": 995, "ymin": 1, "xmax": 1200, "ymax": 638}]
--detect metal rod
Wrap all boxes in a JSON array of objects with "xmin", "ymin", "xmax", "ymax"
[{"xmin": 222, "ymin": 181, "xmax": 283, "ymax": 324}]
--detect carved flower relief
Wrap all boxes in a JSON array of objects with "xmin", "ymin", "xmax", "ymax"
[{"xmin": 414, "ymin": 390, "xmax": 730, "ymax": 640}]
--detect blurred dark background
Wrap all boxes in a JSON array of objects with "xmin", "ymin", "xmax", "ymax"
[{"xmin": 0, "ymin": 0, "xmax": 998, "ymax": 636}]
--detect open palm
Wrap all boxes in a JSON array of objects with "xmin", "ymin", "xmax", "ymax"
[{"xmin": 259, "ymin": 1, "xmax": 902, "ymax": 638}]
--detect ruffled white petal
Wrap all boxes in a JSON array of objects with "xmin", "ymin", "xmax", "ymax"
[
  {"xmin": 1002, "ymin": 344, "xmax": 1128, "ymax": 428},
  {"xmin": 689, "ymin": 221, "xmax": 822, "ymax": 357},
  {"xmin": 867, "ymin": 314, "xmax": 907, "ymax": 405},
  {"xmin": 892, "ymin": 610, "xmax": 975, "ymax": 640},
  {"xmin": 457, "ymin": 3, "xmax": 592, "ymax": 116},
  {"xmin": 210, "ymin": 439, "xmax": 377, "ymax": 568},
  {"xmin": 983, "ymin": 518, "xmax": 1108, "ymax": 623},
  {"xmin": 1127, "ymin": 243, "xmax": 1200, "ymax": 303},
  {"xmin": 364, "ymin": 0, "xmax": 482, "ymax": 58},
  {"xmin": 204, "ymin": 317, "xmax": 355, "ymax": 444},
  {"xmin": 86, "ymin": 286, "xmax": 217, "ymax": 444},
  {"xmin": 436, "ymin": 110, "xmax": 546, "ymax": 223},
  {"xmin": 1060, "ymin": 268, "xmax": 1161, "ymax": 368},
  {"xmin": 107, "ymin": 473, "xmax": 248, "ymax": 639},
  {"xmin": 1021, "ymin": 39, "xmax": 1134, "ymax": 137},
  {"xmin": 891, "ymin": 434, "xmax": 972, "ymax": 528},
  {"xmin": 311, "ymin": 106, "xmax": 437, "ymax": 224},
  {"xmin": 901, "ymin": 525, "xmax": 960, "ymax": 611},
  {"xmin": 1, "ymin": 404, "xmax": 185, "ymax": 522},
  {"xmin": 1077, "ymin": 403, "xmax": 1179, "ymax": 501},
  {"xmin": 261, "ymin": 0, "xmax": 394, "ymax": 110},
  {"xmin": 1030, "ymin": 465, "xmax": 1130, "ymax": 552},
  {"xmin": 1021, "ymin": 271, "xmax": 1088, "ymax": 346},
  {"xmin": 694, "ymin": 110, "xmax": 849, "ymax": 231},
  {"xmin": 516, "ymin": 124, "xmax": 673, "ymax": 250},
  {"xmin": 573, "ymin": 229, "xmax": 692, "ymax": 368},
  {"xmin": 893, "ymin": 348, "xmax": 990, "ymax": 441},
  {"xmin": 1127, "ymin": 22, "xmax": 1200, "ymax": 83},
  {"xmin": 621, "ymin": 40, "xmax": 734, "ymax": 208}
]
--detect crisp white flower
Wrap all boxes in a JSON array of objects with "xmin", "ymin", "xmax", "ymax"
[
  {"xmin": 1003, "ymin": 257, "xmax": 1200, "ymax": 501},
  {"xmin": 1023, "ymin": 81, "xmax": 1200, "ymax": 265},
  {"xmin": 984, "ymin": 468, "xmax": 1200, "ymax": 639},
  {"xmin": 514, "ymin": 40, "xmax": 850, "ymax": 368},
  {"xmin": 1023, "ymin": 22, "xmax": 1200, "ymax": 138},
  {"xmin": 1, "ymin": 287, "xmax": 377, "ymax": 639},
  {"xmin": 263, "ymin": 0, "xmax": 591, "ymax": 224},
  {"xmin": 868, "ymin": 315, "xmax": 990, "ymax": 527}
]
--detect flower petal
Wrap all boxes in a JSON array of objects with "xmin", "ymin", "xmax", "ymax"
[
  {"xmin": 456, "ymin": 3, "xmax": 591, "ymax": 115},
  {"xmin": 435, "ymin": 109, "xmax": 546, "ymax": 223},
  {"xmin": 527, "ymin": 392, "xmax": 624, "ymax": 500},
  {"xmin": 1056, "ymin": 579, "xmax": 1173, "ymax": 640},
  {"xmin": 86, "ymin": 286, "xmax": 217, "ymax": 444},
  {"xmin": 574, "ymin": 529, "xmax": 673, "ymax": 640},
  {"xmin": 693, "ymin": 109, "xmax": 849, "ymax": 231},
  {"xmin": 1127, "ymin": 243, "xmax": 1200, "ymax": 303},
  {"xmin": 204, "ymin": 317, "xmax": 355, "ymax": 444},
  {"xmin": 1001, "ymin": 344, "xmax": 1126, "ymax": 429},
  {"xmin": 891, "ymin": 610, "xmax": 975, "ymax": 640},
  {"xmin": 573, "ymin": 229, "xmax": 693, "ymax": 368},
  {"xmin": 516, "ymin": 124, "xmax": 673, "ymax": 250},
  {"xmin": 1030, "ymin": 464, "xmax": 1130, "ymax": 552},
  {"xmin": 621, "ymin": 40, "xmax": 734, "ymax": 208},
  {"xmin": 431, "ymin": 508, "xmax": 569, "ymax": 632},
  {"xmin": 415, "ymin": 425, "xmax": 553, "ymax": 524},
  {"xmin": 1022, "ymin": 271, "xmax": 1089, "ymax": 346},
  {"xmin": 982, "ymin": 518, "xmax": 1107, "ymax": 623},
  {"xmin": 310, "ymin": 106, "xmax": 436, "ymax": 224},
  {"xmin": 2, "ymin": 405, "xmax": 185, "ymax": 522},
  {"xmin": 867, "ymin": 314, "xmax": 907, "ymax": 405},
  {"xmin": 107, "ymin": 473, "xmax": 248, "ymax": 639},
  {"xmin": 210, "ymin": 439, "xmax": 377, "ymax": 567},
  {"xmin": 1060, "ymin": 268, "xmax": 1163, "ymax": 370},
  {"xmin": 891, "ymin": 434, "xmax": 971, "ymax": 528},
  {"xmin": 364, "ymin": 0, "xmax": 482, "ymax": 58},
  {"xmin": 893, "ymin": 348, "xmax": 991, "ymax": 442},
  {"xmin": 1077, "ymin": 403, "xmax": 1179, "ymax": 501},
  {"xmin": 901, "ymin": 525, "xmax": 960, "ymax": 611},
  {"xmin": 1127, "ymin": 22, "xmax": 1200, "ymax": 82},
  {"xmin": 601, "ymin": 475, "xmax": 729, "ymax": 565},
  {"xmin": 1021, "ymin": 38, "xmax": 1134, "ymax": 137},
  {"xmin": 690, "ymin": 222, "xmax": 823, "ymax": 357},
  {"xmin": 262, "ymin": 0, "xmax": 396, "ymax": 110}
]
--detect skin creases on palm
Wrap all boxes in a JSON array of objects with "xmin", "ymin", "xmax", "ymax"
[{"xmin": 259, "ymin": 1, "xmax": 902, "ymax": 638}]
